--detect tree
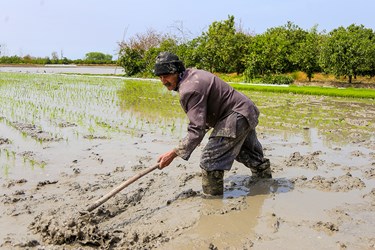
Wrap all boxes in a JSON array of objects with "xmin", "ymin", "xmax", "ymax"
[
  {"xmin": 117, "ymin": 45, "xmax": 145, "ymax": 76},
  {"xmin": 364, "ymin": 33, "xmax": 375, "ymax": 77},
  {"xmin": 195, "ymin": 15, "xmax": 249, "ymax": 73},
  {"xmin": 245, "ymin": 21, "xmax": 307, "ymax": 80},
  {"xmin": 118, "ymin": 29, "xmax": 178, "ymax": 76},
  {"xmin": 51, "ymin": 51, "xmax": 59, "ymax": 64},
  {"xmin": 291, "ymin": 25, "xmax": 322, "ymax": 81},
  {"xmin": 84, "ymin": 52, "xmax": 112, "ymax": 63},
  {"xmin": 319, "ymin": 24, "xmax": 374, "ymax": 83}
]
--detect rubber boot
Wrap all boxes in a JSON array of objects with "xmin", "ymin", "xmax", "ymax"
[
  {"xmin": 251, "ymin": 159, "xmax": 272, "ymax": 179},
  {"xmin": 201, "ymin": 169, "xmax": 224, "ymax": 197}
]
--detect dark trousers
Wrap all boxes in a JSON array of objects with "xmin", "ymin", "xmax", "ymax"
[{"xmin": 200, "ymin": 112, "xmax": 266, "ymax": 172}]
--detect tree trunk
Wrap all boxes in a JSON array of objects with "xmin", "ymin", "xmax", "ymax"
[{"xmin": 348, "ymin": 75, "xmax": 352, "ymax": 83}]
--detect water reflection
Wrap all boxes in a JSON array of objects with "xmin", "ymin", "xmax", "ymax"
[
  {"xmin": 117, "ymin": 80, "xmax": 186, "ymax": 136},
  {"xmin": 117, "ymin": 81, "xmax": 374, "ymax": 146},
  {"xmin": 225, "ymin": 175, "xmax": 294, "ymax": 199},
  {"xmin": 250, "ymin": 92, "xmax": 375, "ymax": 145},
  {"xmin": 166, "ymin": 177, "xmax": 293, "ymax": 249}
]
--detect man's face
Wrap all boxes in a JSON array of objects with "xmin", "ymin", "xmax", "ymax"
[{"xmin": 159, "ymin": 73, "xmax": 179, "ymax": 91}]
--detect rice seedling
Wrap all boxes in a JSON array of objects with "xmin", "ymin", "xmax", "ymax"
[{"xmin": 0, "ymin": 71, "xmax": 373, "ymax": 174}]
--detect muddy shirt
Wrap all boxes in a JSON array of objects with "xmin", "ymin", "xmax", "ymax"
[{"xmin": 174, "ymin": 68, "xmax": 260, "ymax": 160}]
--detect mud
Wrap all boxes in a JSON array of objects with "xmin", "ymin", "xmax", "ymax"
[
  {"xmin": 0, "ymin": 73, "xmax": 374, "ymax": 249},
  {"xmin": 11, "ymin": 122, "xmax": 62, "ymax": 142},
  {"xmin": 0, "ymin": 128, "xmax": 373, "ymax": 250}
]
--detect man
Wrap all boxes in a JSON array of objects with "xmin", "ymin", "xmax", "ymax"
[{"xmin": 155, "ymin": 51, "xmax": 271, "ymax": 197}]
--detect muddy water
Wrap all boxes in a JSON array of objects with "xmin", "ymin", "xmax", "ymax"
[{"xmin": 0, "ymin": 72, "xmax": 374, "ymax": 249}]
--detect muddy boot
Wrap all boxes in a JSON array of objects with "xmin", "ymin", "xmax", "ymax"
[
  {"xmin": 201, "ymin": 169, "xmax": 224, "ymax": 197},
  {"xmin": 251, "ymin": 159, "xmax": 272, "ymax": 179}
]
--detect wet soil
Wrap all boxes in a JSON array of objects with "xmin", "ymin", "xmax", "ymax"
[
  {"xmin": 1, "ymin": 122, "xmax": 374, "ymax": 249},
  {"xmin": 0, "ymin": 72, "xmax": 374, "ymax": 249}
]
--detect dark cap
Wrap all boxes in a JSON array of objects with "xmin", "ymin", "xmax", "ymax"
[{"xmin": 154, "ymin": 51, "xmax": 185, "ymax": 76}]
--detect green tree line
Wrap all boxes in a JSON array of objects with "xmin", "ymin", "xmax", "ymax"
[
  {"xmin": 118, "ymin": 16, "xmax": 375, "ymax": 83},
  {"xmin": 0, "ymin": 52, "xmax": 115, "ymax": 65}
]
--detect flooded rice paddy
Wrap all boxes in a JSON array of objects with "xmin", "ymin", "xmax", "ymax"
[{"xmin": 0, "ymin": 71, "xmax": 374, "ymax": 249}]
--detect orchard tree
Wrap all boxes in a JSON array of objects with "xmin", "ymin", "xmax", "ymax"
[
  {"xmin": 245, "ymin": 21, "xmax": 307, "ymax": 80},
  {"xmin": 320, "ymin": 24, "xmax": 374, "ymax": 83},
  {"xmin": 195, "ymin": 15, "xmax": 248, "ymax": 73},
  {"xmin": 244, "ymin": 34, "xmax": 270, "ymax": 79},
  {"xmin": 291, "ymin": 25, "xmax": 322, "ymax": 81},
  {"xmin": 365, "ymin": 34, "xmax": 375, "ymax": 77},
  {"xmin": 232, "ymin": 31, "xmax": 252, "ymax": 74}
]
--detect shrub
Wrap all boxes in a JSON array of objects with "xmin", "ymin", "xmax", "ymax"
[{"xmin": 261, "ymin": 75, "xmax": 294, "ymax": 85}]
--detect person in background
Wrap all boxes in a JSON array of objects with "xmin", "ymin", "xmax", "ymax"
[{"xmin": 154, "ymin": 51, "xmax": 272, "ymax": 197}]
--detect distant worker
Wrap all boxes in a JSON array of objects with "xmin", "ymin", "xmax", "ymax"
[{"xmin": 154, "ymin": 52, "xmax": 272, "ymax": 197}]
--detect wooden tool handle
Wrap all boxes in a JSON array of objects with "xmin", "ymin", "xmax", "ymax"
[{"xmin": 86, "ymin": 163, "xmax": 159, "ymax": 212}]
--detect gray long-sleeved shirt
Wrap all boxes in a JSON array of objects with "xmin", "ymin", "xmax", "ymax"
[{"xmin": 174, "ymin": 68, "xmax": 260, "ymax": 160}]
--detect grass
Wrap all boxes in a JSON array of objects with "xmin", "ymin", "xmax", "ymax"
[
  {"xmin": 197, "ymin": 72, "xmax": 375, "ymax": 99},
  {"xmin": 231, "ymin": 83, "xmax": 375, "ymax": 99}
]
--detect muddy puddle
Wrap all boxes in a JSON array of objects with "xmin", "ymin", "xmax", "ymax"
[{"xmin": 0, "ymin": 72, "xmax": 374, "ymax": 249}]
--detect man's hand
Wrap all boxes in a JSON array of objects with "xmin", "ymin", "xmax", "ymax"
[{"xmin": 157, "ymin": 150, "xmax": 178, "ymax": 169}]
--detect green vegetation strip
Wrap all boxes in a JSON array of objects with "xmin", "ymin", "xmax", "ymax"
[{"xmin": 231, "ymin": 83, "xmax": 375, "ymax": 99}]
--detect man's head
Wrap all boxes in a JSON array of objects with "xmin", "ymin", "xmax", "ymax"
[
  {"xmin": 154, "ymin": 52, "xmax": 185, "ymax": 91},
  {"xmin": 154, "ymin": 51, "xmax": 185, "ymax": 76}
]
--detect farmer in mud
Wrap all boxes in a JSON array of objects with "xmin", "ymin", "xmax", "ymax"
[{"xmin": 154, "ymin": 51, "xmax": 272, "ymax": 197}]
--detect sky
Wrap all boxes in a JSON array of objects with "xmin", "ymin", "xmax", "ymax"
[{"xmin": 1, "ymin": 0, "xmax": 374, "ymax": 60}]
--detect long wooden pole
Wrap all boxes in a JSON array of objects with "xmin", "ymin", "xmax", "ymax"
[{"xmin": 85, "ymin": 163, "xmax": 159, "ymax": 213}]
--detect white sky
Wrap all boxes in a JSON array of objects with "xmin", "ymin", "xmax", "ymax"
[{"xmin": 1, "ymin": 0, "xmax": 374, "ymax": 59}]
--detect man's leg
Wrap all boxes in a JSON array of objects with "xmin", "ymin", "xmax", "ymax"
[
  {"xmin": 235, "ymin": 129, "xmax": 272, "ymax": 178},
  {"xmin": 200, "ymin": 114, "xmax": 251, "ymax": 196}
]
